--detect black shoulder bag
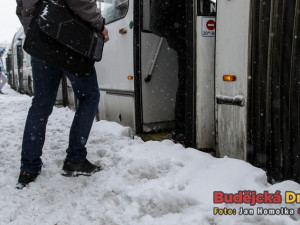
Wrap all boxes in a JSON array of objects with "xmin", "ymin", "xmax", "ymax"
[{"xmin": 23, "ymin": 0, "xmax": 105, "ymax": 78}]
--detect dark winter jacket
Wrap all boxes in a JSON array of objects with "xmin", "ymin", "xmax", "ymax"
[
  {"xmin": 16, "ymin": 0, "xmax": 105, "ymax": 34},
  {"xmin": 149, "ymin": 0, "xmax": 185, "ymax": 39}
]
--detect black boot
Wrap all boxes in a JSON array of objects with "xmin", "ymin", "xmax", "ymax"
[
  {"xmin": 62, "ymin": 159, "xmax": 101, "ymax": 177},
  {"xmin": 17, "ymin": 171, "xmax": 40, "ymax": 189}
]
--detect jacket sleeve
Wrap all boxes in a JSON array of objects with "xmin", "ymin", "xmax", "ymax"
[
  {"xmin": 16, "ymin": 0, "xmax": 23, "ymax": 24},
  {"xmin": 65, "ymin": 0, "xmax": 105, "ymax": 32}
]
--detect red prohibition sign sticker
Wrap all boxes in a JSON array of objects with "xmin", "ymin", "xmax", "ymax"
[{"xmin": 206, "ymin": 20, "xmax": 216, "ymax": 30}]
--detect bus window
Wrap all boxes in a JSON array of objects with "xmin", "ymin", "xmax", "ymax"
[
  {"xmin": 142, "ymin": 0, "xmax": 151, "ymax": 31},
  {"xmin": 97, "ymin": 0, "xmax": 129, "ymax": 24}
]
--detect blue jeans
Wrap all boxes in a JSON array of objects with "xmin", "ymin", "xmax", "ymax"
[{"xmin": 21, "ymin": 57, "xmax": 100, "ymax": 174}]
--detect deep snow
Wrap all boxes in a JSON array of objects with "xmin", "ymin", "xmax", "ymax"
[{"xmin": 1, "ymin": 84, "xmax": 300, "ymax": 225}]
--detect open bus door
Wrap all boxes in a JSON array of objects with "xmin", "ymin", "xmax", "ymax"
[
  {"xmin": 95, "ymin": 0, "xmax": 193, "ymax": 143},
  {"xmin": 134, "ymin": 0, "xmax": 198, "ymax": 147},
  {"xmin": 135, "ymin": 0, "xmax": 180, "ymax": 137}
]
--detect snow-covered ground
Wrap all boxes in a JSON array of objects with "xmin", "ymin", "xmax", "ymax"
[{"xmin": 1, "ymin": 84, "xmax": 300, "ymax": 225}]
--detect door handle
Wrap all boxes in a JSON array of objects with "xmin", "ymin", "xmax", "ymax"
[{"xmin": 216, "ymin": 94, "xmax": 245, "ymax": 106}]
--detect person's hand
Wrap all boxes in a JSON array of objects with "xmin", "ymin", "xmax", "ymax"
[{"xmin": 102, "ymin": 27, "xmax": 109, "ymax": 43}]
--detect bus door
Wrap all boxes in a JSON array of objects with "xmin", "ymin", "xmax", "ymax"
[
  {"xmin": 136, "ymin": 0, "xmax": 204, "ymax": 147},
  {"xmin": 137, "ymin": 0, "xmax": 179, "ymax": 136},
  {"xmin": 95, "ymin": 0, "xmax": 135, "ymax": 128},
  {"xmin": 195, "ymin": 0, "xmax": 216, "ymax": 150},
  {"xmin": 215, "ymin": 0, "xmax": 251, "ymax": 159}
]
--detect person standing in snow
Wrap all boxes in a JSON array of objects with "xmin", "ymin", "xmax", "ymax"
[
  {"xmin": 16, "ymin": 0, "xmax": 109, "ymax": 187},
  {"xmin": 0, "ymin": 66, "xmax": 7, "ymax": 94},
  {"xmin": 150, "ymin": 0, "xmax": 187, "ymax": 144}
]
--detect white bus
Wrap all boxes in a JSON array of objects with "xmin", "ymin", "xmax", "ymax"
[
  {"xmin": 8, "ymin": 27, "xmax": 33, "ymax": 95},
  {"xmin": 95, "ymin": 0, "xmax": 300, "ymax": 182}
]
